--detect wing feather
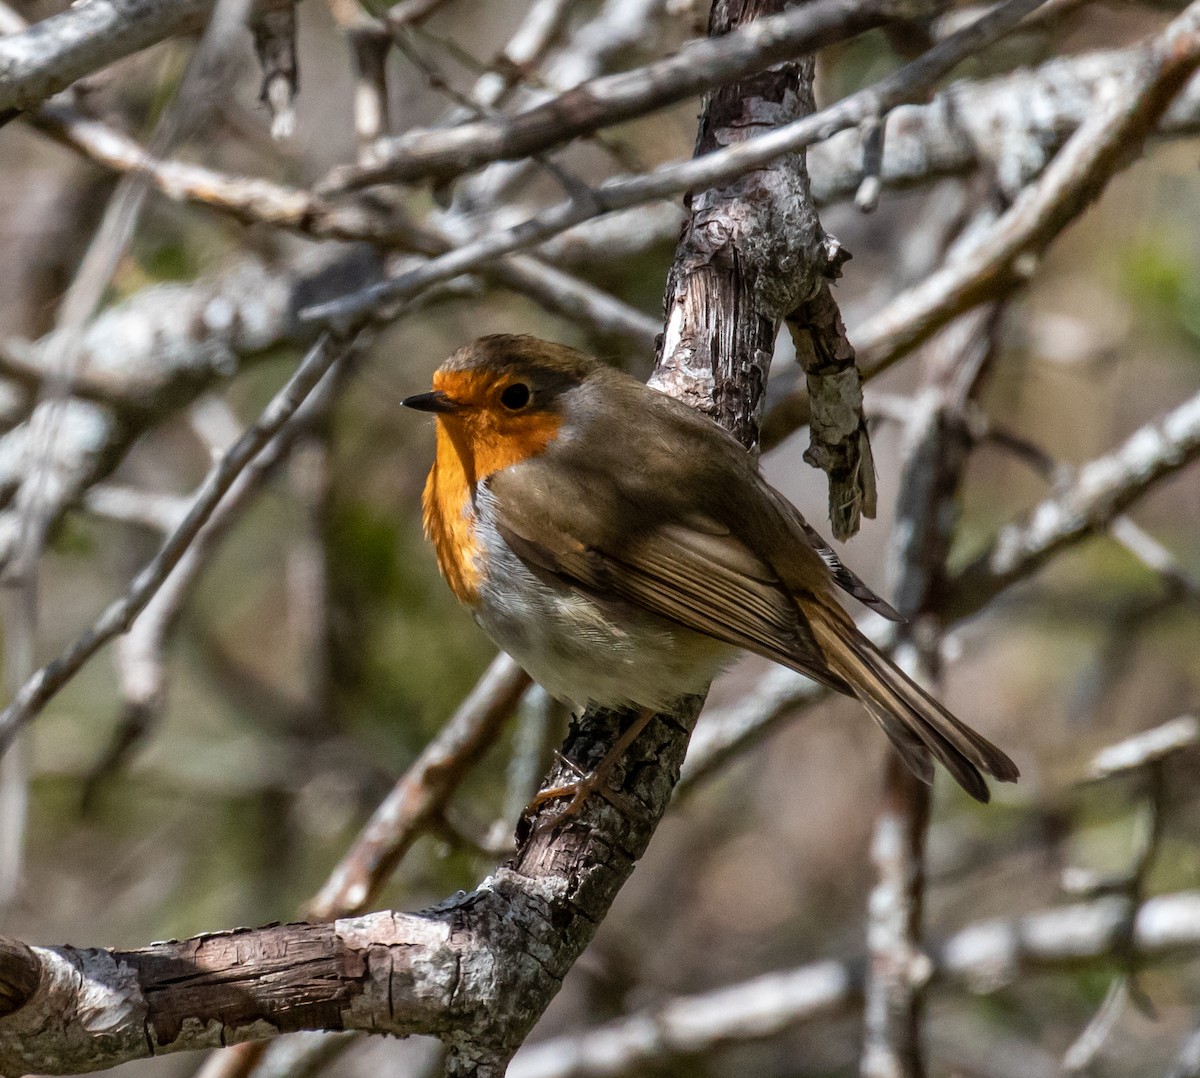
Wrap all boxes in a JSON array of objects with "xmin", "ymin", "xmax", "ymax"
[{"xmin": 486, "ymin": 467, "xmax": 851, "ymax": 693}]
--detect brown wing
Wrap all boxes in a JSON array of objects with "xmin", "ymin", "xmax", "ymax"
[{"xmin": 485, "ymin": 463, "xmax": 852, "ymax": 694}]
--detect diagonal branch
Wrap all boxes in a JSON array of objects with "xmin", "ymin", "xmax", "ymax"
[
  {"xmin": 324, "ymin": 0, "xmax": 900, "ymax": 191},
  {"xmin": 300, "ymin": 0, "xmax": 1051, "ymax": 327},
  {"xmin": 0, "ymin": 332, "xmax": 358, "ymax": 755},
  {"xmin": 948, "ymin": 386, "xmax": 1200, "ymax": 619}
]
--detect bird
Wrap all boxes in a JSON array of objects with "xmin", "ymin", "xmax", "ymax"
[{"xmin": 403, "ymin": 334, "xmax": 1018, "ymax": 816}]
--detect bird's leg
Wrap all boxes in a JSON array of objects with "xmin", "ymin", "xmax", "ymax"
[{"xmin": 525, "ymin": 708, "xmax": 655, "ymax": 824}]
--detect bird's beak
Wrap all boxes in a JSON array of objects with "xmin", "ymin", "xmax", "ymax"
[{"xmin": 402, "ymin": 390, "xmax": 461, "ymax": 414}]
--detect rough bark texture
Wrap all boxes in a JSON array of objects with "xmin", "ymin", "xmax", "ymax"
[
  {"xmin": 652, "ymin": 0, "xmax": 824, "ymax": 450},
  {"xmin": 651, "ymin": 0, "xmax": 874, "ymax": 539}
]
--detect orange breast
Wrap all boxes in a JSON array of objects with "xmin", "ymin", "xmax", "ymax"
[
  {"xmin": 423, "ymin": 420, "xmax": 484, "ymax": 604},
  {"xmin": 421, "ymin": 403, "xmax": 561, "ymax": 605}
]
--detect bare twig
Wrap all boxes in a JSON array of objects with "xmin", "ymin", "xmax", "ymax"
[
  {"xmin": 82, "ymin": 364, "xmax": 350, "ymax": 811},
  {"xmin": 848, "ymin": 7, "xmax": 1200, "ymax": 376},
  {"xmin": 328, "ymin": 0, "xmax": 901, "ymax": 190},
  {"xmin": 1084, "ymin": 716, "xmax": 1200, "ymax": 782},
  {"xmin": 252, "ymin": 4, "xmax": 299, "ymax": 140},
  {"xmin": 948, "ymin": 386, "xmax": 1200, "ymax": 618},
  {"xmin": 467, "ymin": 0, "xmax": 575, "ymax": 112},
  {"xmin": 684, "ymin": 362, "xmax": 1200, "ymax": 799},
  {"xmin": 0, "ymin": 333, "xmax": 355, "ymax": 755},
  {"xmin": 25, "ymin": 105, "xmax": 659, "ymax": 351},
  {"xmin": 301, "ymin": 0, "xmax": 1052, "ymax": 326},
  {"xmin": 861, "ymin": 305, "xmax": 1002, "ymax": 1078}
]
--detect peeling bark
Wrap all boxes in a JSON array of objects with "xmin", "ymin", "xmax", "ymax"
[{"xmin": 652, "ymin": 0, "xmax": 874, "ymax": 540}]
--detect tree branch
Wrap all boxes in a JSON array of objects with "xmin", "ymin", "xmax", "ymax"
[
  {"xmin": 300, "ymin": 0, "xmax": 1051, "ymax": 327},
  {"xmin": 0, "ymin": 0, "xmax": 214, "ymax": 116},
  {"xmin": 7, "ymin": 887, "xmax": 1200, "ymax": 1075},
  {"xmin": 324, "ymin": 0, "xmax": 900, "ymax": 191},
  {"xmin": 0, "ymin": 332, "xmax": 357, "ymax": 753}
]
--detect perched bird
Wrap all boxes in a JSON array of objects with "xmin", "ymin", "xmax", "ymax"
[{"xmin": 404, "ymin": 334, "xmax": 1018, "ymax": 812}]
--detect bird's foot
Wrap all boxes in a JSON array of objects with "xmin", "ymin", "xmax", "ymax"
[
  {"xmin": 523, "ymin": 710, "xmax": 655, "ymax": 828},
  {"xmin": 524, "ymin": 750, "xmax": 637, "ymax": 827}
]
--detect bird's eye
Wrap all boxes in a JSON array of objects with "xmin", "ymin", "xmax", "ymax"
[{"xmin": 499, "ymin": 383, "xmax": 531, "ymax": 410}]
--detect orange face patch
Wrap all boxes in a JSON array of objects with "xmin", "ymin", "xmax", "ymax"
[{"xmin": 421, "ymin": 368, "xmax": 562, "ymax": 604}]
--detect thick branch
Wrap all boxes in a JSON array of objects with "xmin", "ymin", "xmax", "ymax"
[
  {"xmin": 6, "ymin": 888, "xmax": 1200, "ymax": 1075},
  {"xmin": 0, "ymin": 0, "xmax": 214, "ymax": 115}
]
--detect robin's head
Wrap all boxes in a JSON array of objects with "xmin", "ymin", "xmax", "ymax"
[{"xmin": 403, "ymin": 335, "xmax": 598, "ymax": 480}]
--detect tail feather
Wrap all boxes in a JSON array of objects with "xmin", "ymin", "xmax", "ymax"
[{"xmin": 807, "ymin": 605, "xmax": 1019, "ymax": 803}]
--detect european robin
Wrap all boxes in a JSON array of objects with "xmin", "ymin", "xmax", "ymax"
[{"xmin": 404, "ymin": 334, "xmax": 1018, "ymax": 813}]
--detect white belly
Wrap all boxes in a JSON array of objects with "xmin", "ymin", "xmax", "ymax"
[{"xmin": 470, "ymin": 502, "xmax": 731, "ymax": 711}]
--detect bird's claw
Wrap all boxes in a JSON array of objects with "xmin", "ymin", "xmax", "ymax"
[{"xmin": 524, "ymin": 750, "xmax": 637, "ymax": 827}]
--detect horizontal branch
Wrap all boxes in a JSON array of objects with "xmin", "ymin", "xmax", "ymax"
[
  {"xmin": 27, "ymin": 106, "xmax": 659, "ymax": 350},
  {"xmin": 0, "ymin": 0, "xmax": 213, "ymax": 115},
  {"xmin": 326, "ymin": 0, "xmax": 898, "ymax": 190},
  {"xmin": 806, "ymin": 44, "xmax": 1200, "ymax": 206},
  {"xmin": 5, "ymin": 886, "xmax": 1199, "ymax": 1075}
]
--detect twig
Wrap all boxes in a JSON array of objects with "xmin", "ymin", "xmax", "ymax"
[
  {"xmin": 25, "ymin": 104, "xmax": 659, "ymax": 351},
  {"xmin": 948, "ymin": 386, "xmax": 1200, "ymax": 619},
  {"xmin": 684, "ymin": 385, "xmax": 1200, "ymax": 800},
  {"xmin": 1084, "ymin": 716, "xmax": 1200, "ymax": 782},
  {"xmin": 252, "ymin": 4, "xmax": 299, "ymax": 140},
  {"xmin": 468, "ymin": 0, "xmax": 575, "ymax": 112},
  {"xmin": 327, "ymin": 0, "xmax": 901, "ymax": 190},
  {"xmin": 0, "ymin": 333, "xmax": 354, "ymax": 755},
  {"xmin": 387, "ymin": 0, "xmax": 456, "ymax": 30},
  {"xmin": 847, "ymin": 7, "xmax": 1200, "ymax": 377},
  {"xmin": 805, "ymin": 43, "xmax": 1200, "ymax": 207},
  {"xmin": 82, "ymin": 365, "xmax": 349, "ymax": 811},
  {"xmin": 861, "ymin": 305, "xmax": 1003, "ymax": 1078},
  {"xmin": 301, "ymin": 0, "xmax": 1052, "ymax": 326}
]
